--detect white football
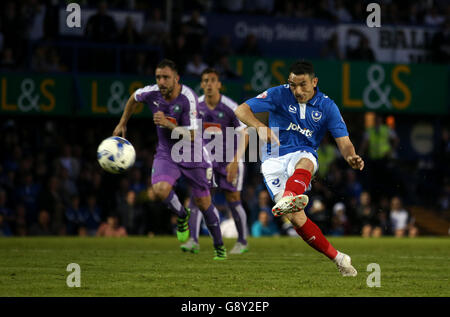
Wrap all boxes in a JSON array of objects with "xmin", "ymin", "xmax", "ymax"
[{"xmin": 97, "ymin": 136, "xmax": 136, "ymax": 174}]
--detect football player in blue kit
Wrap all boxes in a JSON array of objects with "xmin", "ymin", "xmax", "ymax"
[{"xmin": 235, "ymin": 60, "xmax": 364, "ymax": 276}]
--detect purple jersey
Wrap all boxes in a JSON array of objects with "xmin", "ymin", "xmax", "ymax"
[
  {"xmin": 198, "ymin": 94, "xmax": 246, "ymax": 170},
  {"xmin": 134, "ymin": 84, "xmax": 209, "ymax": 168}
]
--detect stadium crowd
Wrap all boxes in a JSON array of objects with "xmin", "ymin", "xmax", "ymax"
[
  {"xmin": 0, "ymin": 0, "xmax": 449, "ymax": 238},
  {"xmin": 0, "ymin": 0, "xmax": 450, "ymax": 73},
  {"xmin": 0, "ymin": 115, "xmax": 448, "ymax": 238}
]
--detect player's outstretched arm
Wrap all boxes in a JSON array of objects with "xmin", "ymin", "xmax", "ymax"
[
  {"xmin": 335, "ymin": 136, "xmax": 364, "ymax": 171},
  {"xmin": 113, "ymin": 93, "xmax": 139, "ymax": 138},
  {"xmin": 235, "ymin": 103, "xmax": 279, "ymax": 145}
]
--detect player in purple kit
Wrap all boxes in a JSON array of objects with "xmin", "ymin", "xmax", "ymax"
[
  {"xmin": 113, "ymin": 59, "xmax": 226, "ymax": 260},
  {"xmin": 180, "ymin": 68, "xmax": 249, "ymax": 255}
]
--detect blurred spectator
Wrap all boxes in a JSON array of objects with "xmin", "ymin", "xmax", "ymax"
[
  {"xmin": 0, "ymin": 189, "xmax": 14, "ymax": 229},
  {"xmin": 65, "ymin": 195, "xmax": 83, "ymax": 235},
  {"xmin": 84, "ymin": 1, "xmax": 117, "ymax": 72},
  {"xmin": 431, "ymin": 18, "xmax": 450, "ymax": 64},
  {"xmin": 213, "ymin": 55, "xmax": 239, "ymax": 79},
  {"xmin": 85, "ymin": 1, "xmax": 118, "ymax": 42},
  {"xmin": 29, "ymin": 209, "xmax": 53, "ymax": 236},
  {"xmin": 117, "ymin": 190, "xmax": 145, "ymax": 235},
  {"xmin": 315, "ymin": 0, "xmax": 335, "ymax": 21},
  {"xmin": 210, "ymin": 35, "xmax": 234, "ymax": 64},
  {"xmin": 183, "ymin": 9, "xmax": 207, "ymax": 54},
  {"xmin": 15, "ymin": 173, "xmax": 40, "ymax": 226},
  {"xmin": 332, "ymin": 0, "xmax": 353, "ymax": 22},
  {"xmin": 356, "ymin": 191, "xmax": 382, "ymax": 238},
  {"xmin": 347, "ymin": 36, "xmax": 375, "ymax": 61},
  {"xmin": 97, "ymin": 215, "xmax": 128, "ymax": 237},
  {"xmin": 307, "ymin": 199, "xmax": 329, "ymax": 233},
  {"xmin": 238, "ymin": 34, "xmax": 262, "ymax": 56},
  {"xmin": 79, "ymin": 194, "xmax": 102, "ymax": 236},
  {"xmin": 31, "ymin": 45, "xmax": 49, "ymax": 72},
  {"xmin": 15, "ymin": 203, "xmax": 27, "ymax": 236},
  {"xmin": 38, "ymin": 176, "xmax": 64, "ymax": 221},
  {"xmin": 46, "ymin": 48, "xmax": 67, "ymax": 72},
  {"xmin": 185, "ymin": 53, "xmax": 208, "ymax": 77},
  {"xmin": 23, "ymin": 0, "xmax": 46, "ymax": 42},
  {"xmin": 316, "ymin": 134, "xmax": 337, "ymax": 179},
  {"xmin": 249, "ymin": 190, "xmax": 272, "ymax": 226},
  {"xmin": 129, "ymin": 168, "xmax": 146, "ymax": 193},
  {"xmin": 251, "ymin": 210, "xmax": 279, "ymax": 237},
  {"xmin": 320, "ymin": 33, "xmax": 344, "ymax": 61},
  {"xmin": 390, "ymin": 196, "xmax": 418, "ymax": 238},
  {"xmin": 118, "ymin": 16, "xmax": 142, "ymax": 44},
  {"xmin": 0, "ymin": 47, "xmax": 16, "ymax": 70},
  {"xmin": 219, "ymin": 0, "xmax": 244, "ymax": 13},
  {"xmin": 424, "ymin": 6, "xmax": 445, "ymax": 26},
  {"xmin": 359, "ymin": 113, "xmax": 399, "ymax": 200},
  {"xmin": 59, "ymin": 145, "xmax": 80, "ymax": 180},
  {"xmin": 329, "ymin": 202, "xmax": 349, "ymax": 236},
  {"xmin": 0, "ymin": 213, "xmax": 13, "ymax": 236},
  {"xmin": 165, "ymin": 34, "xmax": 189, "ymax": 75},
  {"xmin": 246, "ymin": 0, "xmax": 275, "ymax": 15},
  {"xmin": 345, "ymin": 169, "xmax": 363, "ymax": 202},
  {"xmin": 142, "ymin": 8, "xmax": 169, "ymax": 46}
]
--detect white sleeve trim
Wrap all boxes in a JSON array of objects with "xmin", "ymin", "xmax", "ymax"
[
  {"xmin": 134, "ymin": 84, "xmax": 159, "ymax": 102},
  {"xmin": 181, "ymin": 85, "xmax": 198, "ymax": 130}
]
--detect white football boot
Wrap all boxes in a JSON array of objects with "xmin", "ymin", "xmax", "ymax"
[
  {"xmin": 272, "ymin": 194, "xmax": 309, "ymax": 217},
  {"xmin": 334, "ymin": 251, "xmax": 357, "ymax": 277}
]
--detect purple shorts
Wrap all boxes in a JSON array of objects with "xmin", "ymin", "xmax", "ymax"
[
  {"xmin": 151, "ymin": 157, "xmax": 212, "ymax": 198},
  {"xmin": 212, "ymin": 161, "xmax": 244, "ymax": 192}
]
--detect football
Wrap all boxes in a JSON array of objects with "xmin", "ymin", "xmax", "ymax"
[{"xmin": 97, "ymin": 136, "xmax": 136, "ymax": 174}]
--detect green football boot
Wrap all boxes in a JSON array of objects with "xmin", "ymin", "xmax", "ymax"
[
  {"xmin": 213, "ymin": 245, "xmax": 227, "ymax": 260},
  {"xmin": 180, "ymin": 238, "xmax": 200, "ymax": 254},
  {"xmin": 176, "ymin": 207, "xmax": 190, "ymax": 243}
]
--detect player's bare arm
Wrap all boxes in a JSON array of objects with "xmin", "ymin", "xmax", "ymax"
[
  {"xmin": 113, "ymin": 93, "xmax": 139, "ymax": 137},
  {"xmin": 235, "ymin": 103, "xmax": 280, "ymax": 145},
  {"xmin": 335, "ymin": 136, "xmax": 364, "ymax": 170}
]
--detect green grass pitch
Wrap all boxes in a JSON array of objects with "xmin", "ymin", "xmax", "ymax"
[{"xmin": 0, "ymin": 237, "xmax": 448, "ymax": 297}]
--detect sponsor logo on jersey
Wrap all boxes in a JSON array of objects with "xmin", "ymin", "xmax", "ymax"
[
  {"xmin": 203, "ymin": 122, "xmax": 222, "ymax": 134},
  {"xmin": 311, "ymin": 111, "xmax": 322, "ymax": 122},
  {"xmin": 288, "ymin": 105, "xmax": 297, "ymax": 114},
  {"xmin": 256, "ymin": 91, "xmax": 268, "ymax": 99},
  {"xmin": 286, "ymin": 122, "xmax": 314, "ymax": 137}
]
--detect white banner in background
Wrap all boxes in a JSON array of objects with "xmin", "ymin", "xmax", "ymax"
[{"xmin": 337, "ymin": 24, "xmax": 439, "ymax": 63}]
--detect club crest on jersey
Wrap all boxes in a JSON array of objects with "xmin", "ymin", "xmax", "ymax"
[
  {"xmin": 288, "ymin": 105, "xmax": 297, "ymax": 114},
  {"xmin": 172, "ymin": 104, "xmax": 181, "ymax": 113},
  {"xmin": 311, "ymin": 111, "xmax": 322, "ymax": 122},
  {"xmin": 256, "ymin": 91, "xmax": 268, "ymax": 99}
]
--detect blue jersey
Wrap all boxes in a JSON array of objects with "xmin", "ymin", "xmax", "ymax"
[{"xmin": 245, "ymin": 85, "xmax": 348, "ymax": 161}]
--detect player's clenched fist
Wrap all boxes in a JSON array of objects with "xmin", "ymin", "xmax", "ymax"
[
  {"xmin": 153, "ymin": 111, "xmax": 169, "ymax": 127},
  {"xmin": 346, "ymin": 155, "xmax": 364, "ymax": 171}
]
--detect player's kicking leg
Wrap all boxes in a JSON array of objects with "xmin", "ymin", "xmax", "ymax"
[{"xmin": 267, "ymin": 155, "xmax": 357, "ymax": 276}]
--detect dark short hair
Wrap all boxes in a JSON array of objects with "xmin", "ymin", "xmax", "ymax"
[
  {"xmin": 201, "ymin": 67, "xmax": 220, "ymax": 79},
  {"xmin": 156, "ymin": 59, "xmax": 178, "ymax": 73},
  {"xmin": 289, "ymin": 60, "xmax": 315, "ymax": 77}
]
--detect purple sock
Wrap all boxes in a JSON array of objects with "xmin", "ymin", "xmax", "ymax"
[
  {"xmin": 163, "ymin": 190, "xmax": 187, "ymax": 218},
  {"xmin": 201, "ymin": 204, "xmax": 223, "ymax": 248},
  {"xmin": 228, "ymin": 200, "xmax": 248, "ymax": 244},
  {"xmin": 188, "ymin": 198, "xmax": 202, "ymax": 243}
]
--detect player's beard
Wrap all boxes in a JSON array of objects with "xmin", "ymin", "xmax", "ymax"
[{"xmin": 160, "ymin": 85, "xmax": 174, "ymax": 99}]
